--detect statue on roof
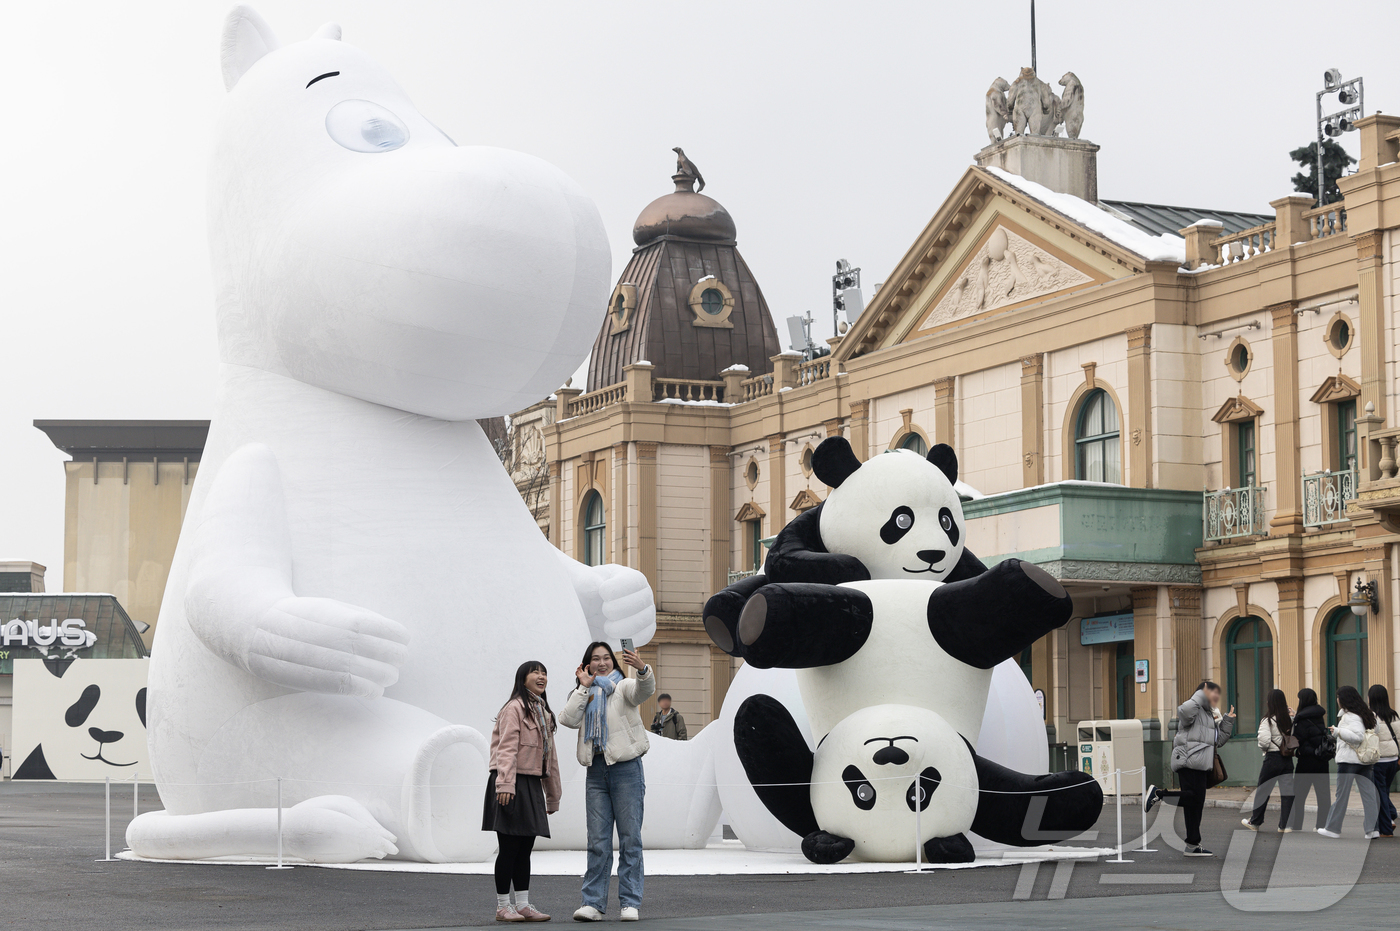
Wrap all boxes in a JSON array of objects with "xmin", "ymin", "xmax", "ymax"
[
  {"xmin": 985, "ymin": 77, "xmax": 1011, "ymax": 144},
  {"xmin": 672, "ymin": 146, "xmax": 705, "ymax": 192},
  {"xmin": 1009, "ymin": 67, "xmax": 1058, "ymax": 136},
  {"xmin": 1058, "ymin": 72, "xmax": 1084, "ymax": 140}
]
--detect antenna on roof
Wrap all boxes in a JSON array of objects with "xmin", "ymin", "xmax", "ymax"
[{"xmin": 1030, "ymin": 0, "xmax": 1037, "ymax": 74}]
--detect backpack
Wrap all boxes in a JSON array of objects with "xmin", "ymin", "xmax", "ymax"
[{"xmin": 1357, "ymin": 727, "xmax": 1382, "ymax": 765}]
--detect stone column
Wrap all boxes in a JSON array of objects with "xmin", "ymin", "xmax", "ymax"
[
  {"xmin": 636, "ymin": 442, "xmax": 659, "ymax": 594},
  {"xmin": 767, "ymin": 434, "xmax": 787, "ymax": 535},
  {"xmin": 547, "ymin": 460, "xmax": 562, "ymax": 548},
  {"xmin": 1130, "ymin": 586, "xmax": 1158, "ymax": 721},
  {"xmin": 1179, "ymin": 220, "xmax": 1223, "ymax": 270},
  {"xmin": 1357, "ymin": 231, "xmax": 1387, "ymax": 421},
  {"xmin": 1020, "ymin": 354, "xmax": 1045, "ymax": 486},
  {"xmin": 1125, "ymin": 325, "xmax": 1153, "ymax": 489},
  {"xmin": 1170, "ymin": 587, "xmax": 1203, "ymax": 705},
  {"xmin": 1271, "ymin": 195, "xmax": 1314, "ymax": 246},
  {"xmin": 612, "ymin": 443, "xmax": 630, "ymax": 567},
  {"xmin": 933, "ymin": 377, "xmax": 956, "ymax": 446},
  {"xmin": 849, "ymin": 400, "xmax": 870, "ymax": 461},
  {"xmin": 1363, "ymin": 545, "xmax": 1393, "ymax": 694},
  {"xmin": 709, "ymin": 446, "xmax": 731, "ymax": 597},
  {"xmin": 1274, "ymin": 576, "xmax": 1306, "ymax": 701},
  {"xmin": 1269, "ymin": 302, "xmax": 1303, "ymax": 533}
]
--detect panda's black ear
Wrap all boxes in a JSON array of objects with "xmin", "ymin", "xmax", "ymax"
[
  {"xmin": 928, "ymin": 444, "xmax": 958, "ymax": 484},
  {"xmin": 812, "ymin": 437, "xmax": 862, "ymax": 488}
]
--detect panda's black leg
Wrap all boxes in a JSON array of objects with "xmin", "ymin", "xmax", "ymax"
[
  {"xmin": 969, "ymin": 748, "xmax": 1104, "ymax": 846},
  {"xmin": 802, "ymin": 830, "xmax": 856, "ymax": 865},
  {"xmin": 702, "ymin": 573, "xmax": 769, "ymax": 656},
  {"xmin": 734, "ymin": 694, "xmax": 821, "ymax": 838},
  {"xmin": 923, "ymin": 833, "xmax": 976, "ymax": 863},
  {"xmin": 926, "ymin": 558, "xmax": 1073, "ymax": 668},
  {"xmin": 736, "ymin": 583, "xmax": 874, "ymax": 669}
]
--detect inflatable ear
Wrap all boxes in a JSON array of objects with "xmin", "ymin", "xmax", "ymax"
[
  {"xmin": 927, "ymin": 444, "xmax": 958, "ymax": 484},
  {"xmin": 311, "ymin": 22, "xmax": 342, "ymax": 40},
  {"xmin": 813, "ymin": 437, "xmax": 862, "ymax": 488},
  {"xmin": 220, "ymin": 5, "xmax": 280, "ymax": 91}
]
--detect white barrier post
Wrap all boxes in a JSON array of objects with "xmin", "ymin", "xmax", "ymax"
[
  {"xmin": 1137, "ymin": 767, "xmax": 1155, "ymax": 852},
  {"xmin": 1108, "ymin": 768, "xmax": 1132, "ymax": 862},
  {"xmin": 133, "ymin": 771, "xmax": 139, "ymax": 821},
  {"xmin": 914, "ymin": 780, "xmax": 924, "ymax": 871},
  {"xmin": 267, "ymin": 777, "xmax": 293, "ymax": 870},
  {"xmin": 98, "ymin": 775, "xmax": 115, "ymax": 861}
]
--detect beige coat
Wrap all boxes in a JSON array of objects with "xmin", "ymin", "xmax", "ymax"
[
  {"xmin": 559, "ymin": 666, "xmax": 656, "ymax": 767},
  {"xmin": 489, "ymin": 696, "xmax": 562, "ymax": 812}
]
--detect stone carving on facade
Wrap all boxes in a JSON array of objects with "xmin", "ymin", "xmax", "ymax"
[
  {"xmin": 985, "ymin": 77, "xmax": 1012, "ymax": 144},
  {"xmin": 986, "ymin": 68, "xmax": 1085, "ymax": 141},
  {"xmin": 920, "ymin": 225, "xmax": 1092, "ymax": 330}
]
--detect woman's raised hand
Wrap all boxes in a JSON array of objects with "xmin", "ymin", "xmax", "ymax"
[
  {"xmin": 620, "ymin": 649, "xmax": 645, "ymax": 671},
  {"xmin": 576, "ymin": 664, "xmax": 595, "ymax": 688}
]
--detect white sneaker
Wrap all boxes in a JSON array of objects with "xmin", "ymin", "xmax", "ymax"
[
  {"xmin": 1317, "ymin": 828, "xmax": 1341, "ymax": 838},
  {"xmin": 573, "ymin": 905, "xmax": 604, "ymax": 922},
  {"xmin": 620, "ymin": 906, "xmax": 640, "ymax": 921},
  {"xmin": 1241, "ymin": 819, "xmax": 1257, "ymax": 831},
  {"xmin": 1365, "ymin": 831, "xmax": 1381, "ymax": 839}
]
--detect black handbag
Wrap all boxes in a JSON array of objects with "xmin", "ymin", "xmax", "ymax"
[{"xmin": 1207, "ymin": 753, "xmax": 1228, "ymax": 789}]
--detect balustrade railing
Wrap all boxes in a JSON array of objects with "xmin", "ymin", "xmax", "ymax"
[
  {"xmin": 1210, "ymin": 223, "xmax": 1275, "ymax": 265},
  {"xmin": 1203, "ymin": 485, "xmax": 1267, "ymax": 542},
  {"xmin": 741, "ymin": 374, "xmax": 775, "ymax": 402},
  {"xmin": 794, "ymin": 357, "xmax": 832, "ymax": 387},
  {"xmin": 653, "ymin": 378, "xmax": 725, "ymax": 403},
  {"xmin": 727, "ymin": 569, "xmax": 760, "ymax": 585},
  {"xmin": 567, "ymin": 383, "xmax": 626, "ymax": 417},
  {"xmin": 1303, "ymin": 204, "xmax": 1347, "ymax": 240},
  {"xmin": 1302, "ymin": 468, "xmax": 1357, "ymax": 528}
]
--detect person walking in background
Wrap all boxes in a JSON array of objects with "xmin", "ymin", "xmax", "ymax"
[
  {"xmin": 560, "ymin": 641, "xmax": 655, "ymax": 922},
  {"xmin": 1319, "ymin": 685, "xmax": 1380, "ymax": 839},
  {"xmin": 651, "ymin": 694, "xmax": 688, "ymax": 741},
  {"xmin": 1367, "ymin": 684, "xmax": 1398, "ymax": 838},
  {"xmin": 1243, "ymin": 688, "xmax": 1296, "ymax": 832},
  {"xmin": 484, "ymin": 661, "xmax": 561, "ymax": 923},
  {"xmin": 1144, "ymin": 680, "xmax": 1235, "ymax": 857},
  {"xmin": 1290, "ymin": 688, "xmax": 1334, "ymax": 832}
]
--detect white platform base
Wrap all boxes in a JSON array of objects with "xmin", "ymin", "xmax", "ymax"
[{"xmin": 117, "ymin": 841, "xmax": 1113, "ymax": 875}]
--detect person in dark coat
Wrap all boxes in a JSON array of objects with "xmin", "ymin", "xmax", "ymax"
[
  {"xmin": 1289, "ymin": 688, "xmax": 1333, "ymax": 831},
  {"xmin": 650, "ymin": 694, "xmax": 688, "ymax": 741}
]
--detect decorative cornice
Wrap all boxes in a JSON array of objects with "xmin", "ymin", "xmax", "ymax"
[
  {"xmin": 635, "ymin": 442, "xmax": 659, "ymax": 460},
  {"xmin": 709, "ymin": 446, "xmax": 731, "ymax": 463},
  {"xmin": 848, "ymin": 399, "xmax": 870, "ymax": 419},
  {"xmin": 734, "ymin": 500, "xmax": 766, "ymax": 522},
  {"xmin": 1125, "ymin": 324, "xmax": 1152, "ymax": 352},
  {"xmin": 1081, "ymin": 361, "xmax": 1097, "ymax": 389},
  {"xmin": 1309, "ymin": 372, "xmax": 1362, "ymax": 404},
  {"xmin": 933, "ymin": 376, "xmax": 956, "ymax": 399},
  {"xmin": 1355, "ymin": 230, "xmax": 1383, "ymax": 260},
  {"xmin": 1020, "ymin": 353, "xmax": 1044, "ymax": 377},
  {"xmin": 1212, "ymin": 393, "xmax": 1265, "ymax": 424},
  {"xmin": 1168, "ymin": 587, "xmax": 1202, "ymax": 610},
  {"xmin": 1033, "ymin": 559, "xmax": 1202, "ymax": 585},
  {"xmin": 790, "ymin": 488, "xmax": 824, "ymax": 512},
  {"xmin": 1275, "ymin": 576, "xmax": 1306, "ymax": 601},
  {"xmin": 767, "ymin": 434, "xmax": 785, "ymax": 453},
  {"xmin": 1268, "ymin": 301, "xmax": 1299, "ymax": 329},
  {"xmin": 1131, "ymin": 586, "xmax": 1159, "ymax": 610},
  {"xmin": 823, "ymin": 418, "xmax": 843, "ymax": 437}
]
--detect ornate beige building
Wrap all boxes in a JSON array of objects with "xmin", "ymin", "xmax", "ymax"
[{"xmin": 533, "ymin": 116, "xmax": 1400, "ymax": 781}]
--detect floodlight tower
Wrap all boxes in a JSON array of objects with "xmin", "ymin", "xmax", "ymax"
[
  {"xmin": 1315, "ymin": 69, "xmax": 1364, "ymax": 206},
  {"xmin": 832, "ymin": 259, "xmax": 862, "ymax": 339}
]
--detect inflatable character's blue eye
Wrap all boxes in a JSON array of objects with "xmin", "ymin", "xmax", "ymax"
[{"xmin": 326, "ymin": 99, "xmax": 409, "ymax": 153}]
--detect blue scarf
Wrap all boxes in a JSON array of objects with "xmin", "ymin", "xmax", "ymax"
[{"xmin": 585, "ymin": 670, "xmax": 624, "ymax": 752}]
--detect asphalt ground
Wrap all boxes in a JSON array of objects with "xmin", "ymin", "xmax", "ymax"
[{"xmin": 2, "ymin": 781, "xmax": 1397, "ymax": 930}]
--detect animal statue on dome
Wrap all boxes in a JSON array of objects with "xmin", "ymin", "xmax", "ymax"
[{"xmin": 125, "ymin": 5, "xmax": 721, "ymax": 864}]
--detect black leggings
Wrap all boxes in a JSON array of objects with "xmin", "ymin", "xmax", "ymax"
[
  {"xmin": 1159, "ymin": 768, "xmax": 1209, "ymax": 845},
  {"xmin": 494, "ymin": 834, "xmax": 536, "ymax": 895}
]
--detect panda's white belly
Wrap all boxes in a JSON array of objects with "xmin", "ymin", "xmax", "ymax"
[{"xmin": 796, "ymin": 579, "xmax": 994, "ymax": 744}]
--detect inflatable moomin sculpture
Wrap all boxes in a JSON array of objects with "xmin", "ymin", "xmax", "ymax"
[{"xmin": 127, "ymin": 7, "xmax": 729, "ymax": 863}]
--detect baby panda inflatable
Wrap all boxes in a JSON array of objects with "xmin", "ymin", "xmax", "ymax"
[{"xmin": 705, "ymin": 437, "xmax": 1102, "ymax": 863}]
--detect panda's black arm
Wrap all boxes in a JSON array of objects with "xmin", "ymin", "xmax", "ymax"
[
  {"xmin": 926, "ymin": 558, "xmax": 1073, "ymax": 668},
  {"xmin": 968, "ymin": 742, "xmax": 1103, "ymax": 846},
  {"xmin": 736, "ymin": 582, "xmax": 874, "ymax": 669},
  {"xmin": 702, "ymin": 573, "xmax": 769, "ymax": 656},
  {"xmin": 734, "ymin": 694, "xmax": 820, "ymax": 837},
  {"xmin": 763, "ymin": 505, "xmax": 871, "ymax": 584},
  {"xmin": 944, "ymin": 546, "xmax": 989, "ymax": 583}
]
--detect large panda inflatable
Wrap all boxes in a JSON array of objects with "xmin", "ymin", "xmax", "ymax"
[{"xmin": 704, "ymin": 438, "xmax": 1103, "ymax": 863}]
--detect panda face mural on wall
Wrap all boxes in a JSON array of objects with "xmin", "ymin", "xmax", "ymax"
[
  {"xmin": 708, "ymin": 437, "xmax": 1103, "ymax": 864},
  {"xmin": 11, "ymin": 658, "xmax": 151, "ymax": 781}
]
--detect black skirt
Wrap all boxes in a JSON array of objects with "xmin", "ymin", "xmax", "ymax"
[{"xmin": 482, "ymin": 769, "xmax": 551, "ymax": 837}]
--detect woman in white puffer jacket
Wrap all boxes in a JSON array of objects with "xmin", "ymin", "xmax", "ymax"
[
  {"xmin": 1244, "ymin": 689, "xmax": 1295, "ymax": 832},
  {"xmin": 1319, "ymin": 685, "xmax": 1379, "ymax": 839}
]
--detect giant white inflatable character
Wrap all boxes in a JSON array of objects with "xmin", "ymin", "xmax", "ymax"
[
  {"xmin": 128, "ymin": 6, "xmax": 679, "ymax": 863},
  {"xmin": 704, "ymin": 439, "xmax": 1103, "ymax": 862}
]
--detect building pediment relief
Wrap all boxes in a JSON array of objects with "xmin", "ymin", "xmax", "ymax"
[
  {"xmin": 789, "ymin": 488, "xmax": 823, "ymax": 512},
  {"xmin": 734, "ymin": 501, "xmax": 766, "ymax": 522},
  {"xmin": 1309, "ymin": 373, "xmax": 1361, "ymax": 404},
  {"xmin": 1212, "ymin": 393, "xmax": 1264, "ymax": 424}
]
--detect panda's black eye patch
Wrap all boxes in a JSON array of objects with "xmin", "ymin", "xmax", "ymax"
[
  {"xmin": 880, "ymin": 507, "xmax": 915, "ymax": 544},
  {"xmin": 906, "ymin": 766, "xmax": 942, "ymax": 812},
  {"xmin": 938, "ymin": 507, "xmax": 960, "ymax": 546},
  {"xmin": 842, "ymin": 764, "xmax": 877, "ymax": 810},
  {"xmin": 65, "ymin": 685, "xmax": 100, "ymax": 727}
]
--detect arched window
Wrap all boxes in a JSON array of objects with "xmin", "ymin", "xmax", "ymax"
[
  {"xmin": 582, "ymin": 491, "xmax": 605, "ymax": 567},
  {"xmin": 1075, "ymin": 389, "xmax": 1121, "ymax": 483},
  {"xmin": 1326, "ymin": 608, "xmax": 1368, "ymax": 719},
  {"xmin": 899, "ymin": 432, "xmax": 928, "ymax": 456},
  {"xmin": 1226, "ymin": 616, "xmax": 1273, "ymax": 737}
]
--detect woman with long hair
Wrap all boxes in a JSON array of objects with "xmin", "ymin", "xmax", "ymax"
[
  {"xmin": 1319, "ymin": 685, "xmax": 1379, "ymax": 838},
  {"xmin": 1289, "ymin": 688, "xmax": 1333, "ymax": 831},
  {"xmin": 1244, "ymin": 688, "xmax": 1295, "ymax": 831},
  {"xmin": 1368, "ymin": 684, "xmax": 1399, "ymax": 838},
  {"xmin": 484, "ymin": 660, "xmax": 560, "ymax": 922},
  {"xmin": 559, "ymin": 641, "xmax": 654, "ymax": 922}
]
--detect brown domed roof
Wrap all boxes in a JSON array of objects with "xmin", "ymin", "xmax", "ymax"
[{"xmin": 632, "ymin": 174, "xmax": 736, "ymax": 245}]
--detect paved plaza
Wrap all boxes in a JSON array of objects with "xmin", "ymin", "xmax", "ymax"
[{"xmin": 3, "ymin": 782, "xmax": 1397, "ymax": 930}]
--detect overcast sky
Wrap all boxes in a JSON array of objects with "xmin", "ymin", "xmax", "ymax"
[{"xmin": 3, "ymin": 1, "xmax": 1398, "ymax": 587}]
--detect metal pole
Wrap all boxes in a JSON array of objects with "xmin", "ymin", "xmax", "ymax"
[
  {"xmin": 103, "ymin": 775, "xmax": 112, "ymax": 861},
  {"xmin": 915, "ymin": 781, "xmax": 924, "ymax": 871},
  {"xmin": 1317, "ymin": 91, "xmax": 1326, "ymax": 207},
  {"xmin": 266, "ymin": 776, "xmax": 294, "ymax": 869},
  {"xmin": 1030, "ymin": 0, "xmax": 1037, "ymax": 74},
  {"xmin": 133, "ymin": 771, "xmax": 138, "ymax": 822}
]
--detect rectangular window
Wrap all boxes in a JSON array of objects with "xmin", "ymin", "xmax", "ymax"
[
  {"xmin": 1337, "ymin": 400, "xmax": 1357, "ymax": 473},
  {"xmin": 748, "ymin": 520, "xmax": 763, "ymax": 571},
  {"xmin": 1236, "ymin": 420, "xmax": 1256, "ymax": 487}
]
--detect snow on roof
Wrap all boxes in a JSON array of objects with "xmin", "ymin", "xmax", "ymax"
[
  {"xmin": 721, "ymin": 363, "xmax": 750, "ymax": 373},
  {"xmin": 983, "ymin": 167, "xmax": 1186, "ymax": 265}
]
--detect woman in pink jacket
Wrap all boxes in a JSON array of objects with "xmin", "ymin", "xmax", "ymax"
[{"xmin": 485, "ymin": 661, "xmax": 562, "ymax": 922}]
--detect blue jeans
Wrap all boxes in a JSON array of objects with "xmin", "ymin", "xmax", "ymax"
[
  {"xmin": 583, "ymin": 755, "xmax": 645, "ymax": 911},
  {"xmin": 1372, "ymin": 760, "xmax": 1399, "ymax": 835}
]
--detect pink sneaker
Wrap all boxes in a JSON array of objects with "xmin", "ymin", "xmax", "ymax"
[
  {"xmin": 516, "ymin": 904, "xmax": 551, "ymax": 921},
  {"xmin": 496, "ymin": 905, "xmax": 525, "ymax": 922}
]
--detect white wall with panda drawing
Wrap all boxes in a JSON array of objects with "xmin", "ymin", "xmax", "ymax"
[{"xmin": 11, "ymin": 658, "xmax": 149, "ymax": 782}]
